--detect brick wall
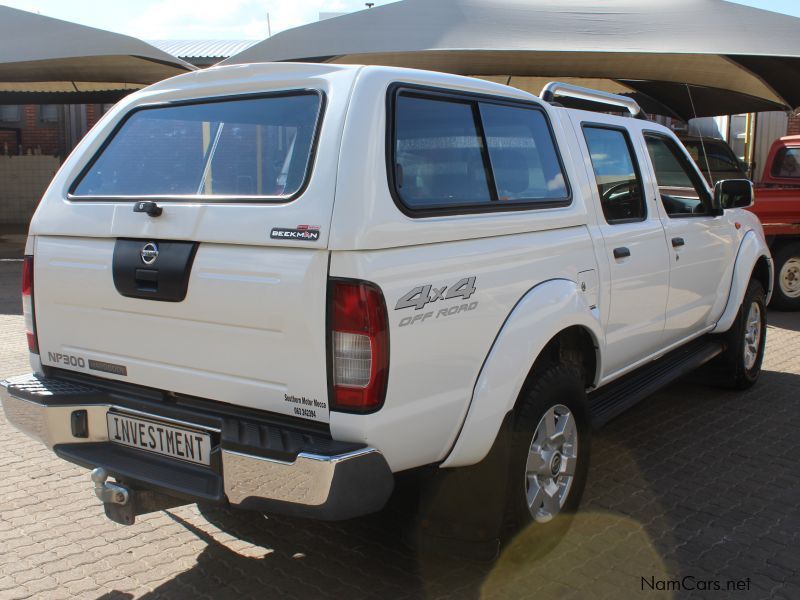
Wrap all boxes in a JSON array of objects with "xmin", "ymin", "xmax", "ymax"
[
  {"xmin": 0, "ymin": 105, "xmax": 66, "ymax": 157},
  {"xmin": 86, "ymin": 104, "xmax": 102, "ymax": 129},
  {"xmin": 0, "ymin": 129, "xmax": 21, "ymax": 156},
  {"xmin": 789, "ymin": 113, "xmax": 800, "ymax": 136},
  {"xmin": 0, "ymin": 155, "xmax": 60, "ymax": 225}
]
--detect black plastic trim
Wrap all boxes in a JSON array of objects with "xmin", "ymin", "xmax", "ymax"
[
  {"xmin": 68, "ymin": 88, "xmax": 327, "ymax": 204},
  {"xmin": 112, "ymin": 238, "xmax": 198, "ymax": 302},
  {"xmin": 385, "ymin": 82, "xmax": 573, "ymax": 218},
  {"xmin": 472, "ymin": 101, "xmax": 500, "ymax": 203},
  {"xmin": 588, "ymin": 338, "xmax": 724, "ymax": 427}
]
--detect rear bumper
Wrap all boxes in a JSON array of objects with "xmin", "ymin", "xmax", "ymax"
[{"xmin": 1, "ymin": 373, "xmax": 393, "ymax": 520}]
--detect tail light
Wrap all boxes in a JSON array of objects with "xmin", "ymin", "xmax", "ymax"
[
  {"xmin": 329, "ymin": 280, "xmax": 389, "ymax": 412},
  {"xmin": 22, "ymin": 255, "xmax": 39, "ymax": 354}
]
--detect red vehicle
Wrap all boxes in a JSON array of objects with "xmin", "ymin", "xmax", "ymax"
[
  {"xmin": 753, "ymin": 136, "xmax": 800, "ymax": 310},
  {"xmin": 683, "ymin": 135, "xmax": 800, "ymax": 309}
]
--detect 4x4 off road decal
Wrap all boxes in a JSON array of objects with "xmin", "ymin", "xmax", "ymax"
[
  {"xmin": 395, "ymin": 277, "xmax": 478, "ymax": 327},
  {"xmin": 270, "ymin": 225, "xmax": 320, "ymax": 241},
  {"xmin": 396, "ymin": 277, "xmax": 477, "ymax": 310}
]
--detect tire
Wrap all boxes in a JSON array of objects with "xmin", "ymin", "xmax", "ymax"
[
  {"xmin": 501, "ymin": 363, "xmax": 591, "ymax": 559},
  {"xmin": 771, "ymin": 242, "xmax": 800, "ymax": 310},
  {"xmin": 719, "ymin": 279, "xmax": 767, "ymax": 390}
]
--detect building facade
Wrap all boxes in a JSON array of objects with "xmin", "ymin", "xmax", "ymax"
[{"xmin": 0, "ymin": 42, "xmax": 253, "ymax": 226}]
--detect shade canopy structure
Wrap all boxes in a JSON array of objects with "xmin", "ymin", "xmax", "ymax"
[
  {"xmin": 224, "ymin": 0, "xmax": 800, "ymax": 119},
  {"xmin": 0, "ymin": 6, "xmax": 194, "ymax": 104}
]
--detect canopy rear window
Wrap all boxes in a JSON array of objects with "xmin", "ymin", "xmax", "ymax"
[
  {"xmin": 71, "ymin": 91, "xmax": 323, "ymax": 201},
  {"xmin": 771, "ymin": 147, "xmax": 800, "ymax": 179}
]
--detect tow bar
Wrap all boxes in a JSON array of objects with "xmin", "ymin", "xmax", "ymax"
[{"xmin": 91, "ymin": 467, "xmax": 188, "ymax": 525}]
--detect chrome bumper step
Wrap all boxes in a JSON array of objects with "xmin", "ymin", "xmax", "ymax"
[{"xmin": 1, "ymin": 373, "xmax": 394, "ymax": 521}]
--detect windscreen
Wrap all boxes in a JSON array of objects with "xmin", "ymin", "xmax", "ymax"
[
  {"xmin": 72, "ymin": 92, "xmax": 322, "ymax": 200},
  {"xmin": 682, "ymin": 140, "xmax": 745, "ymax": 182}
]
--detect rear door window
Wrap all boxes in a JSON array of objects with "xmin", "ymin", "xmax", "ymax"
[
  {"xmin": 390, "ymin": 87, "xmax": 570, "ymax": 214},
  {"xmin": 71, "ymin": 91, "xmax": 323, "ymax": 201},
  {"xmin": 582, "ymin": 126, "xmax": 646, "ymax": 223}
]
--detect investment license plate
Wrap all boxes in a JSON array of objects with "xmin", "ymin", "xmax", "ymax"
[{"xmin": 106, "ymin": 411, "xmax": 211, "ymax": 466}]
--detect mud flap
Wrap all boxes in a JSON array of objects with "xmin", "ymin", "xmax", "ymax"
[{"xmin": 409, "ymin": 412, "xmax": 513, "ymax": 561}]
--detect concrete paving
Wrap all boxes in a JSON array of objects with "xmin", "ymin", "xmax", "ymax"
[{"xmin": 0, "ymin": 259, "xmax": 798, "ymax": 599}]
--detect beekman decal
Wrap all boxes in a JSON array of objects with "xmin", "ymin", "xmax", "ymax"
[{"xmin": 270, "ymin": 225, "xmax": 320, "ymax": 241}]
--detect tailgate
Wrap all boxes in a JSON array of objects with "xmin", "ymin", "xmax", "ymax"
[
  {"xmin": 35, "ymin": 236, "xmax": 331, "ymax": 422},
  {"xmin": 27, "ymin": 76, "xmax": 352, "ymax": 424}
]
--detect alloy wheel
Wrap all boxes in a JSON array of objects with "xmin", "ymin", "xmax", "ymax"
[
  {"xmin": 524, "ymin": 404, "xmax": 579, "ymax": 523},
  {"xmin": 743, "ymin": 301, "xmax": 762, "ymax": 371}
]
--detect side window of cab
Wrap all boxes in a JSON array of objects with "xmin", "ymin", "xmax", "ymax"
[{"xmin": 643, "ymin": 133, "xmax": 713, "ymax": 217}]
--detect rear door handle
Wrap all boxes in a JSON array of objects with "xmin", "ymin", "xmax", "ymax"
[
  {"xmin": 672, "ymin": 237, "xmax": 685, "ymax": 248},
  {"xmin": 613, "ymin": 247, "xmax": 631, "ymax": 259}
]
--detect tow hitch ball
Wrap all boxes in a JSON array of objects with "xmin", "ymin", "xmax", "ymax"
[
  {"xmin": 90, "ymin": 467, "xmax": 187, "ymax": 526},
  {"xmin": 91, "ymin": 467, "xmax": 135, "ymax": 525},
  {"xmin": 92, "ymin": 467, "xmax": 129, "ymax": 505}
]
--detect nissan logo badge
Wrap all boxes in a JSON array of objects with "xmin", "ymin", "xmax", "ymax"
[{"xmin": 141, "ymin": 242, "xmax": 159, "ymax": 265}]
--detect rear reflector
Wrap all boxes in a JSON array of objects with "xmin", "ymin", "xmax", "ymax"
[
  {"xmin": 329, "ymin": 280, "xmax": 389, "ymax": 412},
  {"xmin": 22, "ymin": 255, "xmax": 39, "ymax": 354}
]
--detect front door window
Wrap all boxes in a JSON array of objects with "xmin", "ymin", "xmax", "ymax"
[{"xmin": 644, "ymin": 134, "xmax": 712, "ymax": 217}]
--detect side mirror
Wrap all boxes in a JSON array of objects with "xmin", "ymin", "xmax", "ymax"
[{"xmin": 714, "ymin": 179, "xmax": 754, "ymax": 210}]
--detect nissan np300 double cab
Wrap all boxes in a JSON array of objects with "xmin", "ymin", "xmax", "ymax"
[{"xmin": 1, "ymin": 64, "xmax": 772, "ymax": 555}]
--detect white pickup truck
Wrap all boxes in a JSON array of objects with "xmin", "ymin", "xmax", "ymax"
[{"xmin": 1, "ymin": 64, "xmax": 772, "ymax": 556}]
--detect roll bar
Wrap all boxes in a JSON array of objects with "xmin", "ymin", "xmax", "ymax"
[{"xmin": 540, "ymin": 82, "xmax": 648, "ymax": 120}]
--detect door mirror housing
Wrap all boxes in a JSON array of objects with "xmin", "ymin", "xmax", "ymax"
[{"xmin": 714, "ymin": 179, "xmax": 754, "ymax": 211}]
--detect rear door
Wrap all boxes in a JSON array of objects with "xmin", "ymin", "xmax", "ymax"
[
  {"xmin": 32, "ymin": 87, "xmax": 342, "ymax": 423},
  {"xmin": 577, "ymin": 121, "xmax": 670, "ymax": 376}
]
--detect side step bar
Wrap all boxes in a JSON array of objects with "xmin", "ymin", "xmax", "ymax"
[{"xmin": 588, "ymin": 339, "xmax": 724, "ymax": 427}]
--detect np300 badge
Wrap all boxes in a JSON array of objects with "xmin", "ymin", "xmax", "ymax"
[{"xmin": 140, "ymin": 242, "xmax": 159, "ymax": 265}]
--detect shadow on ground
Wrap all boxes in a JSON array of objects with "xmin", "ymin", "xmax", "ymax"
[
  {"xmin": 768, "ymin": 309, "xmax": 800, "ymax": 333},
  {"xmin": 93, "ymin": 368, "xmax": 799, "ymax": 599}
]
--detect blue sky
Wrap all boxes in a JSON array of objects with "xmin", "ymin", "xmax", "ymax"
[{"xmin": 1, "ymin": 0, "xmax": 799, "ymax": 40}]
